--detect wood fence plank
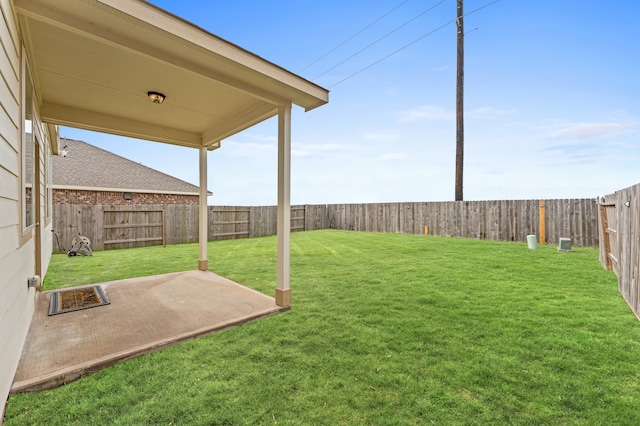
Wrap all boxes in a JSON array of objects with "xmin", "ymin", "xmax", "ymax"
[{"xmin": 53, "ymin": 198, "xmax": 603, "ymax": 255}]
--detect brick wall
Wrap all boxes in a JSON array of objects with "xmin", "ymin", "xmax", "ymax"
[{"xmin": 53, "ymin": 189, "xmax": 199, "ymax": 205}]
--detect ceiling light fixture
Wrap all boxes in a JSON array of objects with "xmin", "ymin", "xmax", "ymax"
[{"xmin": 147, "ymin": 91, "xmax": 166, "ymax": 104}]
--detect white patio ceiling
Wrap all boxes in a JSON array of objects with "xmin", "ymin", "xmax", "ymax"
[{"xmin": 15, "ymin": 0, "xmax": 328, "ymax": 149}]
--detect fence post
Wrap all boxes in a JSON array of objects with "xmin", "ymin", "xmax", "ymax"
[{"xmin": 539, "ymin": 199, "xmax": 546, "ymax": 245}]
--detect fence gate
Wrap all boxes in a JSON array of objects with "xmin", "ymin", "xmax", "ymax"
[
  {"xmin": 598, "ymin": 199, "xmax": 619, "ymax": 275},
  {"xmin": 103, "ymin": 209, "xmax": 165, "ymax": 250},
  {"xmin": 210, "ymin": 207, "xmax": 250, "ymax": 240},
  {"xmin": 291, "ymin": 206, "xmax": 305, "ymax": 232}
]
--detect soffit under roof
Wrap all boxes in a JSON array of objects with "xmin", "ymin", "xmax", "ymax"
[{"xmin": 15, "ymin": 0, "xmax": 329, "ymax": 149}]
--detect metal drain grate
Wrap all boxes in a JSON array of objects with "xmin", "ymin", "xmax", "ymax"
[{"xmin": 49, "ymin": 286, "xmax": 110, "ymax": 316}]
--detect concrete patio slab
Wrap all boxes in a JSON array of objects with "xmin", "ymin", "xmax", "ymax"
[{"xmin": 11, "ymin": 270, "xmax": 288, "ymax": 393}]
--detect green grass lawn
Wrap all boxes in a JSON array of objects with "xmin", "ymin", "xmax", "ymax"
[{"xmin": 6, "ymin": 230, "xmax": 640, "ymax": 425}]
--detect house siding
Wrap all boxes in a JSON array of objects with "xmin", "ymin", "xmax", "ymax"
[
  {"xmin": 0, "ymin": 0, "xmax": 52, "ymax": 417},
  {"xmin": 41, "ymin": 141, "xmax": 53, "ymax": 277},
  {"xmin": 53, "ymin": 189, "xmax": 199, "ymax": 205},
  {"xmin": 0, "ymin": 0, "xmax": 28, "ymax": 416},
  {"xmin": 32, "ymin": 83, "xmax": 53, "ymax": 282}
]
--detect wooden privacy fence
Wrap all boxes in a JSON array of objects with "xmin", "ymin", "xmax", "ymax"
[
  {"xmin": 52, "ymin": 204, "xmax": 323, "ymax": 252},
  {"xmin": 53, "ymin": 205, "xmax": 195, "ymax": 252},
  {"xmin": 208, "ymin": 205, "xmax": 323, "ymax": 241},
  {"xmin": 598, "ymin": 183, "xmax": 640, "ymax": 319},
  {"xmin": 326, "ymin": 199, "xmax": 599, "ymax": 247},
  {"xmin": 53, "ymin": 198, "xmax": 598, "ymax": 253},
  {"xmin": 103, "ymin": 209, "xmax": 165, "ymax": 249}
]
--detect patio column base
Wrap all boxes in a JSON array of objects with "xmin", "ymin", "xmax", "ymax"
[
  {"xmin": 275, "ymin": 288, "xmax": 291, "ymax": 307},
  {"xmin": 198, "ymin": 259, "xmax": 208, "ymax": 271}
]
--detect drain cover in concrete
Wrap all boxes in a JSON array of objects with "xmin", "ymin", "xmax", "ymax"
[{"xmin": 48, "ymin": 286, "xmax": 110, "ymax": 316}]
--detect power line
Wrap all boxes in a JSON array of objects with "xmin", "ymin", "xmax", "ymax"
[
  {"xmin": 466, "ymin": 0, "xmax": 502, "ymax": 17},
  {"xmin": 293, "ymin": 0, "xmax": 386, "ymax": 64},
  {"xmin": 299, "ymin": 0, "xmax": 410, "ymax": 73},
  {"xmin": 314, "ymin": 0, "xmax": 448, "ymax": 80},
  {"xmin": 326, "ymin": 0, "xmax": 502, "ymax": 88},
  {"xmin": 327, "ymin": 20, "xmax": 451, "ymax": 88}
]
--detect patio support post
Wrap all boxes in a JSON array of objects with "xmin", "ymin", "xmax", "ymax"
[
  {"xmin": 276, "ymin": 103, "xmax": 292, "ymax": 307},
  {"xmin": 198, "ymin": 146, "xmax": 208, "ymax": 271}
]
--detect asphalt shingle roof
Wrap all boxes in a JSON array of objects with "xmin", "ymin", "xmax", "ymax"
[{"xmin": 52, "ymin": 138, "xmax": 200, "ymax": 194}]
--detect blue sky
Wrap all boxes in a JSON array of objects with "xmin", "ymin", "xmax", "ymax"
[{"xmin": 61, "ymin": 0, "xmax": 640, "ymax": 205}]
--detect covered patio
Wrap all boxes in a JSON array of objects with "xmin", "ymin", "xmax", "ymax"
[
  {"xmin": 10, "ymin": 0, "xmax": 327, "ymax": 392},
  {"xmin": 16, "ymin": 0, "xmax": 328, "ymax": 304},
  {"xmin": 11, "ymin": 271, "xmax": 288, "ymax": 393}
]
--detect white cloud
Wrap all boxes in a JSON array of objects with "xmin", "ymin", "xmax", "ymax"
[
  {"xmin": 293, "ymin": 143, "xmax": 344, "ymax": 157},
  {"xmin": 546, "ymin": 121, "xmax": 635, "ymax": 140},
  {"xmin": 538, "ymin": 137, "xmax": 638, "ymax": 166},
  {"xmin": 379, "ymin": 152, "xmax": 409, "ymax": 161},
  {"xmin": 395, "ymin": 105, "xmax": 453, "ymax": 123},
  {"xmin": 468, "ymin": 107, "xmax": 516, "ymax": 119},
  {"xmin": 244, "ymin": 134, "xmax": 277, "ymax": 143},
  {"xmin": 221, "ymin": 141, "xmax": 276, "ymax": 157},
  {"xmin": 222, "ymin": 140, "xmax": 362, "ymax": 160},
  {"xmin": 292, "ymin": 142, "xmax": 365, "ymax": 160},
  {"xmin": 362, "ymin": 131, "xmax": 400, "ymax": 142}
]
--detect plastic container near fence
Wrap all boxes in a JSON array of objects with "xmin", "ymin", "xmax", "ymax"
[{"xmin": 527, "ymin": 234, "xmax": 538, "ymax": 249}]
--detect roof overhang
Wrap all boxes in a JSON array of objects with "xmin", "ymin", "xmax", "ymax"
[
  {"xmin": 15, "ymin": 0, "xmax": 328, "ymax": 149},
  {"xmin": 52, "ymin": 185, "xmax": 211, "ymax": 197}
]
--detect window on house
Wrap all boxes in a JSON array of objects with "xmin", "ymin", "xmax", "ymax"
[
  {"xmin": 46, "ymin": 146, "xmax": 52, "ymax": 220},
  {"xmin": 24, "ymin": 63, "xmax": 34, "ymax": 229}
]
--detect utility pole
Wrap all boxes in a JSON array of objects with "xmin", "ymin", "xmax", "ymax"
[{"xmin": 455, "ymin": 0, "xmax": 464, "ymax": 201}]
